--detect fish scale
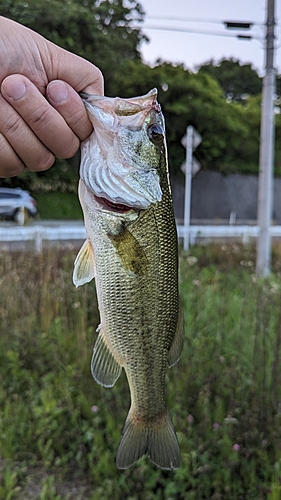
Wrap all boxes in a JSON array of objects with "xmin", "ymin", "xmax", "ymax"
[{"xmin": 73, "ymin": 89, "xmax": 184, "ymax": 469}]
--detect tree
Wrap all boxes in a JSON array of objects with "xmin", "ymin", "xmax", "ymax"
[
  {"xmin": 1, "ymin": 2, "xmax": 275, "ymax": 186},
  {"xmin": 197, "ymin": 58, "xmax": 262, "ymax": 103},
  {"xmin": 111, "ymin": 60, "xmax": 254, "ymax": 175}
]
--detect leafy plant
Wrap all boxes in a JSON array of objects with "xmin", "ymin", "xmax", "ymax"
[
  {"xmin": 1, "ymin": 244, "xmax": 281, "ymax": 498},
  {"xmin": 38, "ymin": 476, "xmax": 63, "ymax": 500},
  {"xmin": 0, "ymin": 464, "xmax": 19, "ymax": 500}
]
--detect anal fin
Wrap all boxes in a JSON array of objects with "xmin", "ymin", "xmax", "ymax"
[
  {"xmin": 167, "ymin": 302, "xmax": 184, "ymax": 368},
  {"xmin": 91, "ymin": 326, "xmax": 122, "ymax": 387},
  {"xmin": 73, "ymin": 239, "xmax": 95, "ymax": 287}
]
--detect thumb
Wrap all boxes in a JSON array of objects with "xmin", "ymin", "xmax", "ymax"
[{"xmin": 45, "ymin": 42, "xmax": 104, "ymax": 95}]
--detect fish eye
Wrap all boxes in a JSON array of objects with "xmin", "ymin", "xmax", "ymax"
[{"xmin": 147, "ymin": 124, "xmax": 164, "ymax": 146}]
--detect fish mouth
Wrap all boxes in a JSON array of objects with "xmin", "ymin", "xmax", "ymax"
[{"xmin": 95, "ymin": 195, "xmax": 136, "ymax": 213}]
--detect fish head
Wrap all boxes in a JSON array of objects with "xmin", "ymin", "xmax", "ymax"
[{"xmin": 80, "ymin": 88, "xmax": 165, "ymax": 212}]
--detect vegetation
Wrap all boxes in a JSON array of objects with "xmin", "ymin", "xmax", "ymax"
[
  {"xmin": 1, "ymin": 243, "xmax": 281, "ymax": 498},
  {"xmin": 197, "ymin": 58, "xmax": 262, "ymax": 103},
  {"xmin": 1, "ymin": 0, "xmax": 281, "ymax": 193},
  {"xmin": 111, "ymin": 60, "xmax": 262, "ymax": 175},
  {"xmin": 35, "ymin": 192, "xmax": 82, "ymax": 220}
]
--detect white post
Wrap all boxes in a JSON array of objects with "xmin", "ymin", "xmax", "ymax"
[
  {"xmin": 183, "ymin": 125, "xmax": 193, "ymax": 251},
  {"xmin": 34, "ymin": 229, "xmax": 43, "ymax": 253},
  {"xmin": 256, "ymin": 0, "xmax": 275, "ymax": 276}
]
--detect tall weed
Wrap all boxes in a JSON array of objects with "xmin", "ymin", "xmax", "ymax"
[{"xmin": 0, "ymin": 243, "xmax": 281, "ymax": 498}]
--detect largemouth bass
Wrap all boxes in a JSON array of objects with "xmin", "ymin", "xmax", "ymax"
[{"xmin": 73, "ymin": 88, "xmax": 184, "ymax": 470}]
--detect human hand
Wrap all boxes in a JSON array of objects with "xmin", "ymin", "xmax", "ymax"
[{"xmin": 0, "ymin": 16, "xmax": 103, "ymax": 177}]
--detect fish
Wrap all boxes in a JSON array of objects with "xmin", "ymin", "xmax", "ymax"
[{"xmin": 73, "ymin": 88, "xmax": 184, "ymax": 470}]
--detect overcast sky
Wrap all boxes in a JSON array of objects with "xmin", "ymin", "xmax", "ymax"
[{"xmin": 137, "ymin": 0, "xmax": 281, "ymax": 75}]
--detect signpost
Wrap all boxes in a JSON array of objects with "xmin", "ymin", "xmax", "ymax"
[{"xmin": 181, "ymin": 125, "xmax": 202, "ymax": 250}]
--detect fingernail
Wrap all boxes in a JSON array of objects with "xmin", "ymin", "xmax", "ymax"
[
  {"xmin": 47, "ymin": 81, "xmax": 69, "ymax": 104},
  {"xmin": 2, "ymin": 76, "xmax": 26, "ymax": 100}
]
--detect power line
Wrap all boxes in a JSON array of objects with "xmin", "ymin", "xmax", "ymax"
[
  {"xmin": 144, "ymin": 15, "xmax": 264, "ymax": 27},
  {"xmin": 145, "ymin": 15, "xmax": 227, "ymax": 24},
  {"xmin": 132, "ymin": 24, "xmax": 262, "ymax": 41}
]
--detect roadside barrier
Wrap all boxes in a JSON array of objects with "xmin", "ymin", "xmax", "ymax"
[{"xmin": 1, "ymin": 221, "xmax": 281, "ymax": 252}]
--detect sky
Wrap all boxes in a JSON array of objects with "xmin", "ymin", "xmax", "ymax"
[{"xmin": 136, "ymin": 0, "xmax": 281, "ymax": 76}]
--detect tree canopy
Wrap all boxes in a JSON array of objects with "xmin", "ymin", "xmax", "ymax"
[
  {"xmin": 197, "ymin": 58, "xmax": 262, "ymax": 103},
  {"xmin": 2, "ymin": 1, "xmax": 281, "ymax": 192},
  {"xmin": 111, "ymin": 60, "xmax": 260, "ymax": 175}
]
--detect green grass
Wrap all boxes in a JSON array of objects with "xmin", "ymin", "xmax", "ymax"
[
  {"xmin": 34, "ymin": 192, "xmax": 83, "ymax": 220},
  {"xmin": 1, "ymin": 243, "xmax": 281, "ymax": 498}
]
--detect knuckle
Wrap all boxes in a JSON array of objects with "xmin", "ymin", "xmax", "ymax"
[
  {"xmin": 60, "ymin": 103, "xmax": 91, "ymax": 142},
  {"xmin": 68, "ymin": 107, "xmax": 85, "ymax": 128},
  {"xmin": 94, "ymin": 68, "xmax": 104, "ymax": 90},
  {"xmin": 0, "ymin": 164, "xmax": 24, "ymax": 177},
  {"xmin": 53, "ymin": 129, "xmax": 79, "ymax": 158},
  {"xmin": 29, "ymin": 104, "xmax": 53, "ymax": 131},
  {"xmin": 1, "ymin": 114, "xmax": 22, "ymax": 138},
  {"xmin": 81, "ymin": 64, "xmax": 104, "ymax": 95},
  {"xmin": 0, "ymin": 133, "xmax": 24, "ymax": 176},
  {"xmin": 63, "ymin": 145, "xmax": 79, "ymax": 158},
  {"xmin": 31, "ymin": 153, "xmax": 56, "ymax": 172}
]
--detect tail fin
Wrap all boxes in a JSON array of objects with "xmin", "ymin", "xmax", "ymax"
[{"xmin": 116, "ymin": 410, "xmax": 181, "ymax": 470}]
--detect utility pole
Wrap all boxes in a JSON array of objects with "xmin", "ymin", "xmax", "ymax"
[{"xmin": 256, "ymin": 0, "xmax": 276, "ymax": 276}]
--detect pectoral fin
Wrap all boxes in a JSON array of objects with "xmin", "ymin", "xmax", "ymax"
[
  {"xmin": 108, "ymin": 226, "xmax": 148, "ymax": 276},
  {"xmin": 91, "ymin": 326, "xmax": 122, "ymax": 387},
  {"xmin": 73, "ymin": 239, "xmax": 95, "ymax": 287},
  {"xmin": 168, "ymin": 303, "xmax": 185, "ymax": 367}
]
